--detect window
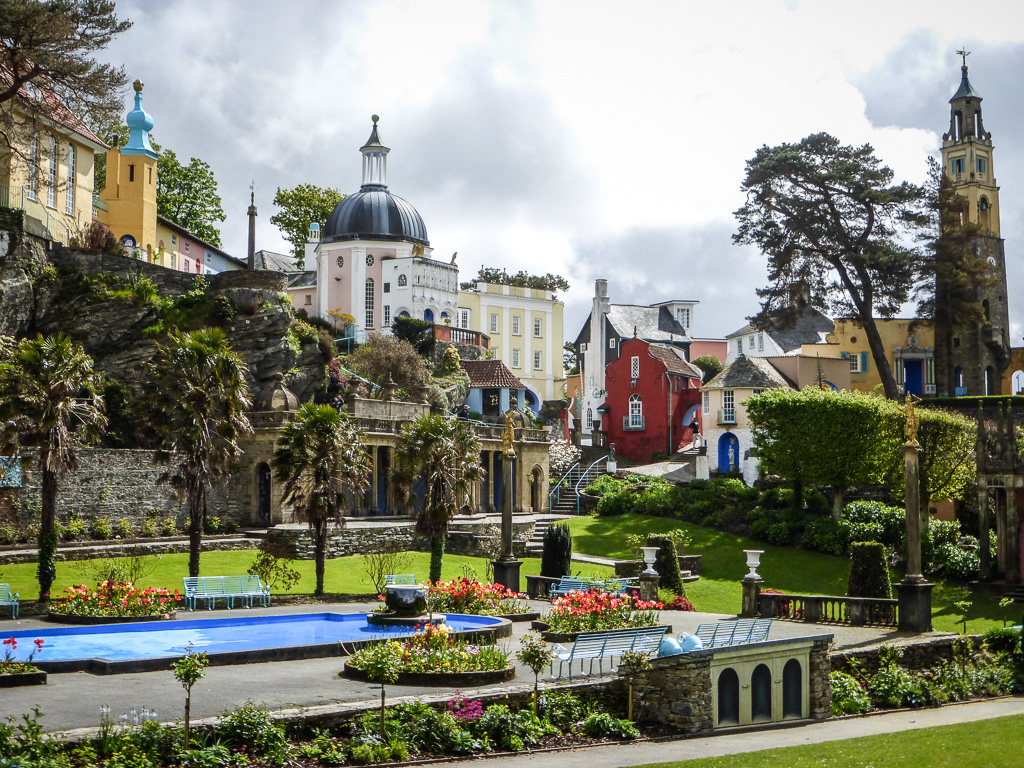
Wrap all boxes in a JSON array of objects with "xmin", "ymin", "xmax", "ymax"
[
  {"xmin": 722, "ymin": 389, "xmax": 735, "ymax": 423},
  {"xmin": 183, "ymin": 261, "xmax": 189, "ymax": 273},
  {"xmin": 951, "ymin": 157, "xmax": 965, "ymax": 175},
  {"xmin": 628, "ymin": 393, "xmax": 643, "ymax": 429},
  {"xmin": 677, "ymin": 307, "xmax": 690, "ymax": 329},
  {"xmin": 398, "ymin": 274, "xmax": 407, "ymax": 286},
  {"xmin": 512, "ymin": 349, "xmax": 521, "ymax": 368},
  {"xmin": 490, "ymin": 314, "xmax": 498, "ymax": 333},
  {"xmin": 748, "ymin": 335, "xmax": 755, "ymax": 350},
  {"xmin": 458, "ymin": 308, "xmax": 470, "ymax": 328},
  {"xmin": 383, "ymin": 304, "xmax": 391, "ymax": 326},
  {"xmin": 65, "ymin": 144, "xmax": 76, "ymax": 215},
  {"xmin": 534, "ymin": 318, "xmax": 542, "ymax": 337},
  {"xmin": 757, "ymin": 333, "xmax": 764, "ymax": 352},
  {"xmin": 129, "ymin": 164, "xmax": 135, "ymax": 182},
  {"xmin": 304, "ymin": 294, "xmax": 312, "ymax": 305},
  {"xmin": 27, "ymin": 134, "xmax": 39, "ymax": 200},
  {"xmin": 977, "ymin": 157, "xmax": 988, "ymax": 175},
  {"xmin": 365, "ymin": 278, "xmax": 374, "ymax": 327},
  {"xmin": 383, "ymin": 282, "xmax": 390, "ymax": 293},
  {"xmin": 630, "ymin": 356, "xmax": 640, "ymax": 379},
  {"xmin": 183, "ymin": 242, "xmax": 190, "ymax": 254},
  {"xmin": 512, "ymin": 316, "xmax": 521, "ymax": 335},
  {"xmin": 534, "ymin": 351, "xmax": 542, "ymax": 370},
  {"xmin": 736, "ymin": 338, "xmax": 742, "ymax": 354},
  {"xmin": 47, "ymin": 137, "xmax": 57, "ymax": 207},
  {"xmin": 172, "ymin": 234, "xmax": 178, "ymax": 246},
  {"xmin": 703, "ymin": 391, "xmax": 710, "ymax": 413},
  {"xmin": 586, "ymin": 408, "xmax": 593, "ymax": 430},
  {"xmin": 609, "ymin": 338, "xmax": 616, "ymax": 349},
  {"xmin": 849, "ymin": 355, "xmax": 860, "ymax": 373}
]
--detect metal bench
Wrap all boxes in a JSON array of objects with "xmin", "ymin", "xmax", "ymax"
[
  {"xmin": 693, "ymin": 618, "xmax": 773, "ymax": 648},
  {"xmin": 550, "ymin": 626, "xmax": 668, "ymax": 680},
  {"xmin": 0, "ymin": 584, "xmax": 19, "ymax": 620},
  {"xmin": 383, "ymin": 574, "xmax": 418, "ymax": 586},
  {"xmin": 549, "ymin": 577, "xmax": 592, "ymax": 599},
  {"xmin": 182, "ymin": 575, "xmax": 270, "ymax": 611}
]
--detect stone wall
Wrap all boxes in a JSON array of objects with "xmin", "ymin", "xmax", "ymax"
[
  {"xmin": 830, "ymin": 634, "xmax": 984, "ymax": 677},
  {"xmin": 0, "ymin": 536, "xmax": 261, "ymax": 566}
]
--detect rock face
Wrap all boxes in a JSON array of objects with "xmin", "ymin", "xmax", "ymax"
[{"xmin": 0, "ymin": 209, "xmax": 50, "ymax": 336}]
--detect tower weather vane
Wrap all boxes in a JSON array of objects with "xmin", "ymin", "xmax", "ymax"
[{"xmin": 957, "ymin": 48, "xmax": 970, "ymax": 66}]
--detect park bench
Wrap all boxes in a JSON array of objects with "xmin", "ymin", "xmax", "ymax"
[
  {"xmin": 0, "ymin": 584, "xmax": 18, "ymax": 620},
  {"xmin": 550, "ymin": 626, "xmax": 668, "ymax": 680},
  {"xmin": 549, "ymin": 576, "xmax": 638, "ymax": 599},
  {"xmin": 692, "ymin": 618, "xmax": 773, "ymax": 648},
  {"xmin": 383, "ymin": 574, "xmax": 418, "ymax": 586},
  {"xmin": 182, "ymin": 575, "xmax": 270, "ymax": 611}
]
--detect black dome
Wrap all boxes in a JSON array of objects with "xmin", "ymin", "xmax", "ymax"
[{"xmin": 321, "ymin": 189, "xmax": 429, "ymax": 246}]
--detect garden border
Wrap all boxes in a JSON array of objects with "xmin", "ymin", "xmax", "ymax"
[{"xmin": 340, "ymin": 663, "xmax": 516, "ymax": 687}]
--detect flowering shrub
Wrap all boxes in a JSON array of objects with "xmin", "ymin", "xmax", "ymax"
[
  {"xmin": 427, "ymin": 578, "xmax": 527, "ymax": 616},
  {"xmin": 665, "ymin": 595, "xmax": 696, "ymax": 612},
  {"xmin": 447, "ymin": 691, "xmax": 484, "ymax": 722},
  {"xmin": 544, "ymin": 590, "xmax": 663, "ymax": 634},
  {"xmin": 0, "ymin": 636, "xmax": 44, "ymax": 674},
  {"xmin": 349, "ymin": 622, "xmax": 511, "ymax": 675},
  {"xmin": 548, "ymin": 436, "xmax": 582, "ymax": 479},
  {"xmin": 50, "ymin": 580, "xmax": 178, "ymax": 617}
]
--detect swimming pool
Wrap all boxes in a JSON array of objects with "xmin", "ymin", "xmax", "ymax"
[{"xmin": 4, "ymin": 612, "xmax": 510, "ymax": 674}]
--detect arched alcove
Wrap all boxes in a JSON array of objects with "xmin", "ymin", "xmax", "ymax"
[
  {"xmin": 782, "ymin": 659, "xmax": 802, "ymax": 719},
  {"xmin": 751, "ymin": 664, "xmax": 773, "ymax": 722},
  {"xmin": 717, "ymin": 668, "xmax": 739, "ymax": 726}
]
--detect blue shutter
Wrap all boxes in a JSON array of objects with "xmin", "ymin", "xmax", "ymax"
[
  {"xmin": 860, "ymin": 352, "xmax": 869, "ymax": 371},
  {"xmin": 839, "ymin": 351, "xmax": 848, "ymax": 358}
]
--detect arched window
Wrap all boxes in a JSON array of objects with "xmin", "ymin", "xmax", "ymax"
[
  {"xmin": 365, "ymin": 278, "xmax": 374, "ymax": 328},
  {"xmin": 398, "ymin": 274, "xmax": 407, "ymax": 286},
  {"xmin": 628, "ymin": 393, "xmax": 643, "ymax": 429},
  {"xmin": 586, "ymin": 408, "xmax": 593, "ymax": 430},
  {"xmin": 423, "ymin": 308, "xmax": 434, "ymax": 322},
  {"xmin": 979, "ymin": 196, "xmax": 991, "ymax": 231},
  {"xmin": 47, "ymin": 136, "xmax": 57, "ymax": 208},
  {"xmin": 65, "ymin": 144, "xmax": 76, "ymax": 215},
  {"xmin": 27, "ymin": 133, "xmax": 39, "ymax": 200}
]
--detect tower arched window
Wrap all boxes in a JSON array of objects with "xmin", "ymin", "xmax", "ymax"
[
  {"xmin": 979, "ymin": 196, "xmax": 991, "ymax": 231},
  {"xmin": 586, "ymin": 408, "xmax": 593, "ymax": 430},
  {"xmin": 365, "ymin": 278, "xmax": 374, "ymax": 328},
  {"xmin": 628, "ymin": 393, "xmax": 643, "ymax": 429},
  {"xmin": 398, "ymin": 274, "xmax": 407, "ymax": 286}
]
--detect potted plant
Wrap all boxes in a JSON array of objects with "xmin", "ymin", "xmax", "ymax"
[{"xmin": 0, "ymin": 637, "xmax": 47, "ymax": 687}]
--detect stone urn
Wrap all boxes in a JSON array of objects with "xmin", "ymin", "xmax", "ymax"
[{"xmin": 384, "ymin": 584, "xmax": 428, "ymax": 617}]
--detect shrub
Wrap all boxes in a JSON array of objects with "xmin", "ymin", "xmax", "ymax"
[
  {"xmin": 249, "ymin": 546, "xmax": 302, "ymax": 591},
  {"xmin": 867, "ymin": 646, "xmax": 920, "ymax": 708},
  {"xmin": 579, "ymin": 712, "xmax": 639, "ymax": 740},
  {"xmin": 548, "ymin": 436, "xmax": 582, "ymax": 479},
  {"xmin": 540, "ymin": 690, "xmax": 586, "ymax": 729},
  {"xmin": 841, "ymin": 501, "xmax": 905, "ymax": 552},
  {"xmin": 114, "ymin": 517, "xmax": 134, "ymax": 539},
  {"xmin": 665, "ymin": 594, "xmax": 696, "ymax": 611},
  {"xmin": 139, "ymin": 518, "xmax": 160, "ymax": 539},
  {"xmin": 765, "ymin": 521, "xmax": 792, "ymax": 546},
  {"xmin": 937, "ymin": 545, "xmax": 980, "ymax": 580},
  {"xmin": 647, "ymin": 534, "xmax": 684, "ymax": 595},
  {"xmin": 59, "ymin": 516, "xmax": 88, "ymax": 542},
  {"xmin": 830, "ymin": 671, "xmax": 870, "ymax": 715},
  {"xmin": 801, "ymin": 517, "xmax": 847, "ymax": 556},
  {"xmin": 160, "ymin": 517, "xmax": 179, "ymax": 537},
  {"xmin": 204, "ymin": 515, "xmax": 222, "ymax": 535},
  {"xmin": 476, "ymin": 704, "xmax": 550, "ymax": 751},
  {"xmin": 848, "ymin": 541, "xmax": 892, "ymax": 599},
  {"xmin": 540, "ymin": 522, "xmax": 572, "ymax": 578},
  {"xmin": 216, "ymin": 701, "xmax": 291, "ymax": 765},
  {"xmin": 90, "ymin": 516, "xmax": 113, "ymax": 540}
]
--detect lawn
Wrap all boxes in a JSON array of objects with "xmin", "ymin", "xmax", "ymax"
[
  {"xmin": 638, "ymin": 714, "xmax": 1024, "ymax": 767},
  {"xmin": 564, "ymin": 513, "xmax": 1018, "ymax": 634}
]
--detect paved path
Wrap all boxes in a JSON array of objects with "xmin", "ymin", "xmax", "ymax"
[{"xmin": 0, "ymin": 601, "xmax": 954, "ymax": 734}]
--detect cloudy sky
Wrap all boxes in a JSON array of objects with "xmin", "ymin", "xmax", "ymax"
[{"xmin": 102, "ymin": 0, "xmax": 1024, "ymax": 342}]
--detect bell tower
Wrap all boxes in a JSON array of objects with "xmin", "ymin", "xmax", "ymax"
[{"xmin": 935, "ymin": 53, "xmax": 1011, "ymax": 395}]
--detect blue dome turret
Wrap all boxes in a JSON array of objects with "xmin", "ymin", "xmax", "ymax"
[{"xmin": 122, "ymin": 80, "xmax": 157, "ymax": 159}]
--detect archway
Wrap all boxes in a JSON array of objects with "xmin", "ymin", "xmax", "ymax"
[
  {"xmin": 717, "ymin": 668, "xmax": 739, "ymax": 726},
  {"xmin": 524, "ymin": 388, "xmax": 540, "ymax": 415},
  {"xmin": 423, "ymin": 308, "xmax": 434, "ymax": 322},
  {"xmin": 531, "ymin": 466, "xmax": 544, "ymax": 512},
  {"xmin": 751, "ymin": 663, "xmax": 773, "ymax": 722},
  {"xmin": 783, "ymin": 659, "xmax": 803, "ymax": 718},
  {"xmin": 1012, "ymin": 370, "xmax": 1024, "ymax": 395},
  {"xmin": 257, "ymin": 463, "xmax": 272, "ymax": 524},
  {"xmin": 718, "ymin": 432, "xmax": 739, "ymax": 471},
  {"xmin": 375, "ymin": 446, "xmax": 390, "ymax": 516}
]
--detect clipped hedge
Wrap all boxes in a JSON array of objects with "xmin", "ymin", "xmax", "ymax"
[
  {"xmin": 848, "ymin": 541, "xmax": 892, "ymax": 599},
  {"xmin": 541, "ymin": 522, "xmax": 572, "ymax": 578},
  {"xmin": 647, "ymin": 534, "xmax": 684, "ymax": 595}
]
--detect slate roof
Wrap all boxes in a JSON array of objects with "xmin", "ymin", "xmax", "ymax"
[
  {"xmin": 647, "ymin": 344, "xmax": 702, "ymax": 379},
  {"xmin": 254, "ymin": 250, "xmax": 299, "ymax": 272},
  {"xmin": 606, "ymin": 304, "xmax": 690, "ymax": 342},
  {"xmin": 950, "ymin": 67, "xmax": 982, "ymax": 102},
  {"xmin": 703, "ymin": 355, "xmax": 793, "ymax": 390},
  {"xmin": 1, "ymin": 69, "xmax": 108, "ymax": 150},
  {"xmin": 461, "ymin": 360, "xmax": 525, "ymax": 389},
  {"xmin": 288, "ymin": 271, "xmax": 316, "ymax": 289},
  {"xmin": 728, "ymin": 304, "xmax": 834, "ymax": 355}
]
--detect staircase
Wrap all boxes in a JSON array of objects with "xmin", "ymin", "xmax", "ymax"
[
  {"xmin": 1003, "ymin": 584, "xmax": 1024, "ymax": 604},
  {"xmin": 525, "ymin": 519, "xmax": 551, "ymax": 556},
  {"xmin": 548, "ymin": 449, "xmax": 621, "ymax": 517}
]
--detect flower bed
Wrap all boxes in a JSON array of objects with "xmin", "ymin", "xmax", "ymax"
[
  {"xmin": 542, "ymin": 589, "xmax": 662, "ymax": 635},
  {"xmin": 344, "ymin": 622, "xmax": 513, "ymax": 683},
  {"xmin": 427, "ymin": 578, "xmax": 529, "ymax": 616},
  {"xmin": 1, "ymin": 637, "xmax": 46, "ymax": 686},
  {"xmin": 48, "ymin": 581, "xmax": 179, "ymax": 619}
]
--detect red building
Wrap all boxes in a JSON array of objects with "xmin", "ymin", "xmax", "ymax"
[{"xmin": 604, "ymin": 338, "xmax": 703, "ymax": 462}]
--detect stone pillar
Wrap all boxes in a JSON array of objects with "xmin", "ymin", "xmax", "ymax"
[
  {"xmin": 493, "ymin": 420, "xmax": 521, "ymax": 593},
  {"xmin": 978, "ymin": 483, "xmax": 991, "ymax": 579},
  {"xmin": 695, "ymin": 454, "xmax": 710, "ymax": 481},
  {"xmin": 898, "ymin": 440, "xmax": 933, "ymax": 632},
  {"xmin": 741, "ymin": 576, "xmax": 762, "ymax": 618},
  {"xmin": 639, "ymin": 572, "xmax": 660, "ymax": 602}
]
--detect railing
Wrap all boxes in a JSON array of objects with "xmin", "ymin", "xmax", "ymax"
[
  {"xmin": 718, "ymin": 409, "xmax": 736, "ymax": 425},
  {"xmin": 573, "ymin": 456, "xmax": 608, "ymax": 515},
  {"xmin": 622, "ymin": 416, "xmax": 645, "ymax": 431},
  {"xmin": 434, "ymin": 324, "xmax": 490, "ymax": 350},
  {"xmin": 759, "ymin": 592, "xmax": 898, "ymax": 627},
  {"xmin": 549, "ymin": 460, "xmax": 581, "ymax": 512},
  {"xmin": 335, "ymin": 330, "xmax": 368, "ymax": 355},
  {"xmin": 1, "ymin": 183, "xmax": 72, "ymax": 245}
]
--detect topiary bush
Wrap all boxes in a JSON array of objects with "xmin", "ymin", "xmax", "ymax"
[
  {"xmin": 646, "ymin": 534, "xmax": 684, "ymax": 595},
  {"xmin": 848, "ymin": 541, "xmax": 892, "ymax": 599},
  {"xmin": 540, "ymin": 522, "xmax": 572, "ymax": 578}
]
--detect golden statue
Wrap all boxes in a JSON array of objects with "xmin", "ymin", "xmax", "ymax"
[
  {"xmin": 899, "ymin": 393, "xmax": 921, "ymax": 445},
  {"xmin": 502, "ymin": 410, "xmax": 517, "ymax": 457}
]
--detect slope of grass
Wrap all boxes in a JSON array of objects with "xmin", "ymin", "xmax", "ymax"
[
  {"xmin": 638, "ymin": 713, "xmax": 1024, "ymax": 768},
  {"xmin": 564, "ymin": 513, "xmax": 1017, "ymax": 634}
]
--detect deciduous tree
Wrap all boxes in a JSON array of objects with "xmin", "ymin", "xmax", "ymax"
[
  {"xmin": 157, "ymin": 148, "xmax": 226, "ymax": 247},
  {"xmin": 347, "ymin": 332, "xmax": 431, "ymax": 397},
  {"xmin": 691, "ymin": 354, "xmax": 722, "ymax": 384},
  {"xmin": 734, "ymin": 133, "xmax": 929, "ymax": 399},
  {"xmin": 270, "ymin": 183, "xmax": 345, "ymax": 264}
]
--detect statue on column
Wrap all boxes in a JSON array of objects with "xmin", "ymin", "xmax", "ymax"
[{"xmin": 899, "ymin": 393, "xmax": 920, "ymax": 445}]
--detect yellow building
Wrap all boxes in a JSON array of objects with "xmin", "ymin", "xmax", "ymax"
[
  {"xmin": 0, "ymin": 77, "xmax": 106, "ymax": 244},
  {"xmin": 457, "ymin": 281, "xmax": 565, "ymax": 411}
]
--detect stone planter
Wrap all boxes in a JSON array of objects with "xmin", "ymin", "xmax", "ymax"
[
  {"xmin": 342, "ymin": 663, "xmax": 515, "ymax": 687},
  {"xmin": 0, "ymin": 670, "xmax": 47, "ymax": 687},
  {"xmin": 47, "ymin": 611, "xmax": 177, "ymax": 625},
  {"xmin": 578, "ymin": 492, "xmax": 600, "ymax": 515}
]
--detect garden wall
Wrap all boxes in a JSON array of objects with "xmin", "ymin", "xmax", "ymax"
[{"xmin": 830, "ymin": 634, "xmax": 985, "ymax": 676}]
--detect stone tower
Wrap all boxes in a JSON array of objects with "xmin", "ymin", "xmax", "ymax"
[{"xmin": 935, "ymin": 55, "xmax": 1011, "ymax": 395}]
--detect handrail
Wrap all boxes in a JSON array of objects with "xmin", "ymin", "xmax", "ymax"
[
  {"xmin": 548, "ymin": 459, "xmax": 581, "ymax": 511},
  {"xmin": 332, "ymin": 362, "xmax": 382, "ymax": 395},
  {"xmin": 573, "ymin": 456, "xmax": 608, "ymax": 514}
]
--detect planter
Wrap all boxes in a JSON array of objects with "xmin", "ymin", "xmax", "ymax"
[
  {"xmin": 47, "ymin": 611, "xmax": 177, "ymax": 625},
  {"xmin": 0, "ymin": 670, "xmax": 47, "ymax": 687},
  {"xmin": 497, "ymin": 611, "xmax": 539, "ymax": 622},
  {"xmin": 538, "ymin": 624, "xmax": 671, "ymax": 643},
  {"xmin": 341, "ymin": 662, "xmax": 515, "ymax": 687}
]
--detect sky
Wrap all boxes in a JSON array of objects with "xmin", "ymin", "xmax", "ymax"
[{"xmin": 101, "ymin": 0, "xmax": 1024, "ymax": 343}]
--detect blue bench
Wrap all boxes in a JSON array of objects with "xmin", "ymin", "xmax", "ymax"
[
  {"xmin": 0, "ymin": 584, "xmax": 18, "ymax": 620},
  {"xmin": 383, "ymin": 574, "xmax": 417, "ymax": 586},
  {"xmin": 549, "ymin": 576, "xmax": 636, "ymax": 600},
  {"xmin": 551, "ymin": 626, "xmax": 668, "ymax": 680},
  {"xmin": 692, "ymin": 618, "xmax": 773, "ymax": 648},
  {"xmin": 183, "ymin": 575, "xmax": 270, "ymax": 611}
]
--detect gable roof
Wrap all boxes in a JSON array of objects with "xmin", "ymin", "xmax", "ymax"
[
  {"xmin": 461, "ymin": 359, "xmax": 525, "ymax": 389},
  {"xmin": 728, "ymin": 304, "xmax": 834, "ymax": 354},
  {"xmin": 253, "ymin": 249, "xmax": 298, "ymax": 272},
  {"xmin": 606, "ymin": 304, "xmax": 689, "ymax": 342},
  {"xmin": 1, "ymin": 68, "xmax": 108, "ymax": 151},
  {"xmin": 288, "ymin": 271, "xmax": 316, "ymax": 289},
  {"xmin": 647, "ymin": 344, "xmax": 703, "ymax": 379},
  {"xmin": 703, "ymin": 354, "xmax": 793, "ymax": 390}
]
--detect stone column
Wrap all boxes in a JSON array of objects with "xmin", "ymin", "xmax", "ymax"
[
  {"xmin": 493, "ymin": 414, "xmax": 521, "ymax": 592},
  {"xmin": 741, "ymin": 576, "xmax": 762, "ymax": 617},
  {"xmin": 639, "ymin": 572, "xmax": 660, "ymax": 603},
  {"xmin": 978, "ymin": 483, "xmax": 991, "ymax": 579},
  {"xmin": 897, "ymin": 440, "xmax": 933, "ymax": 632}
]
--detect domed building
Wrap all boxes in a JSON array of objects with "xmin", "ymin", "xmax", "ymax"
[{"xmin": 313, "ymin": 116, "xmax": 458, "ymax": 333}]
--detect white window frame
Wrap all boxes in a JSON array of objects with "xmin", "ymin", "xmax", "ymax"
[
  {"xmin": 586, "ymin": 408, "xmax": 593, "ymax": 430},
  {"xmin": 383, "ymin": 304, "xmax": 391, "ymax": 326},
  {"xmin": 512, "ymin": 316, "xmax": 521, "ymax": 336},
  {"xmin": 184, "ymin": 241, "xmax": 191, "ymax": 254},
  {"xmin": 748, "ymin": 335, "xmax": 755, "ymax": 350},
  {"xmin": 757, "ymin": 333, "xmax": 764, "ymax": 352},
  {"xmin": 628, "ymin": 393, "xmax": 643, "ymax": 428},
  {"xmin": 304, "ymin": 294, "xmax": 312, "ymax": 306},
  {"xmin": 27, "ymin": 133, "xmax": 39, "ymax": 200},
  {"xmin": 365, "ymin": 278, "xmax": 374, "ymax": 328},
  {"xmin": 534, "ymin": 318, "xmax": 542, "ymax": 337},
  {"xmin": 512, "ymin": 349, "xmax": 521, "ymax": 369},
  {"xmin": 490, "ymin": 314, "xmax": 498, "ymax": 333},
  {"xmin": 630, "ymin": 356, "xmax": 640, "ymax": 379},
  {"xmin": 609, "ymin": 338, "xmax": 617, "ymax": 349},
  {"xmin": 534, "ymin": 350, "xmax": 542, "ymax": 370},
  {"xmin": 65, "ymin": 144, "xmax": 76, "ymax": 215},
  {"xmin": 849, "ymin": 355, "xmax": 860, "ymax": 373},
  {"xmin": 459, "ymin": 308, "xmax": 470, "ymax": 328},
  {"xmin": 47, "ymin": 137, "xmax": 57, "ymax": 208},
  {"xmin": 703, "ymin": 391, "xmax": 710, "ymax": 414}
]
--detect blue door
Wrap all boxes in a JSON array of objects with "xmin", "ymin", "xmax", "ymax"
[
  {"xmin": 718, "ymin": 433, "xmax": 739, "ymax": 471},
  {"xmin": 423, "ymin": 308, "xmax": 434, "ymax": 322},
  {"xmin": 904, "ymin": 360, "xmax": 923, "ymax": 396}
]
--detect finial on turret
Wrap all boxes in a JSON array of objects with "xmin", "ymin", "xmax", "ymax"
[
  {"xmin": 372, "ymin": 114, "xmax": 379, "ymax": 124},
  {"xmin": 956, "ymin": 48, "xmax": 970, "ymax": 70},
  {"xmin": 133, "ymin": 79, "xmax": 144, "ymax": 92}
]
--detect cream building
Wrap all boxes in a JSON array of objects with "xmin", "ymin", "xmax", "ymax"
[{"xmin": 458, "ymin": 281, "xmax": 565, "ymax": 412}]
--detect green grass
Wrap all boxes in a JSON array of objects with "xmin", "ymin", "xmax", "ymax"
[
  {"xmin": 637, "ymin": 714, "xmax": 1024, "ymax": 767},
  {"xmin": 564, "ymin": 513, "xmax": 1018, "ymax": 634}
]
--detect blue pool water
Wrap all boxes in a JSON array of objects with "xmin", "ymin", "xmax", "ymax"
[{"xmin": 3, "ymin": 612, "xmax": 502, "ymax": 665}]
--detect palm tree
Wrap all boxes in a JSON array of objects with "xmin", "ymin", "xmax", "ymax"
[
  {"xmin": 392, "ymin": 414, "xmax": 482, "ymax": 583},
  {"xmin": 272, "ymin": 403, "xmax": 371, "ymax": 595},
  {"xmin": 0, "ymin": 333, "xmax": 106, "ymax": 601},
  {"xmin": 148, "ymin": 328, "xmax": 252, "ymax": 577}
]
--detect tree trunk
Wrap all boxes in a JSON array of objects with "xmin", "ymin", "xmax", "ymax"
[
  {"xmin": 793, "ymin": 479, "xmax": 804, "ymax": 516},
  {"xmin": 314, "ymin": 517, "xmax": 327, "ymax": 596},
  {"xmin": 188, "ymin": 487, "xmax": 205, "ymax": 578},
  {"xmin": 429, "ymin": 537, "xmax": 445, "ymax": 583},
  {"xmin": 832, "ymin": 486, "xmax": 846, "ymax": 522},
  {"xmin": 37, "ymin": 467, "xmax": 59, "ymax": 601},
  {"xmin": 861, "ymin": 316, "xmax": 901, "ymax": 399}
]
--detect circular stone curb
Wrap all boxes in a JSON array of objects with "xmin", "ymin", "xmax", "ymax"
[
  {"xmin": 46, "ymin": 611, "xmax": 178, "ymax": 625},
  {"xmin": 341, "ymin": 662, "xmax": 515, "ymax": 687}
]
